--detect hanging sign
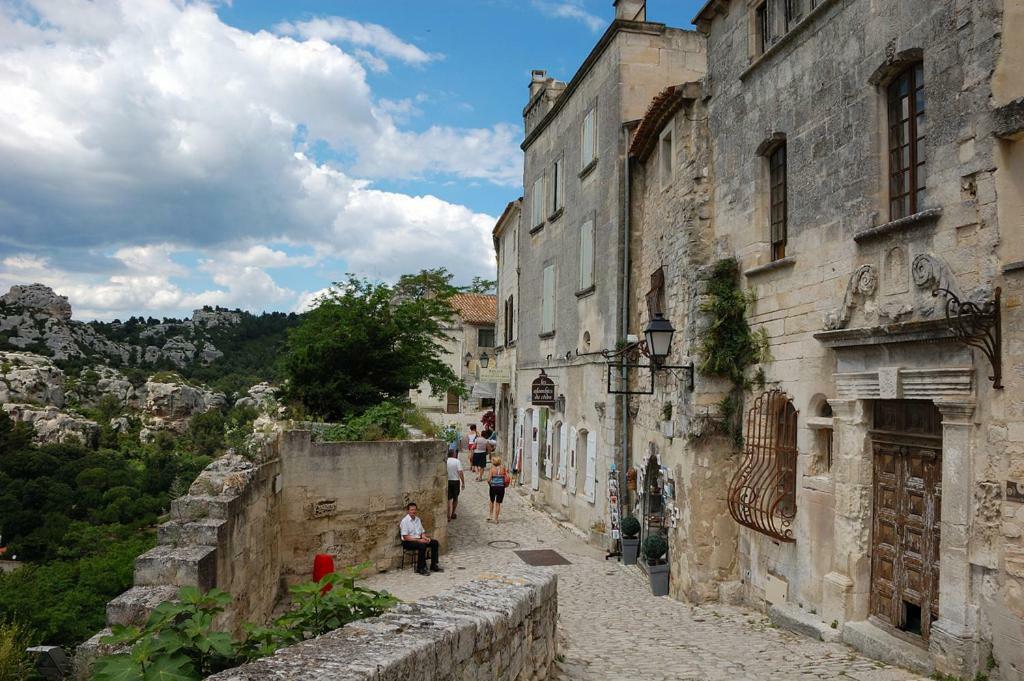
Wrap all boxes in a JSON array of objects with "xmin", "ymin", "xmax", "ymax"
[
  {"xmin": 478, "ymin": 366, "xmax": 511, "ymax": 383},
  {"xmin": 531, "ymin": 369, "xmax": 556, "ymax": 406}
]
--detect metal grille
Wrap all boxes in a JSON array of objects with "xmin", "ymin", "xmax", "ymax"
[{"xmin": 727, "ymin": 389, "xmax": 798, "ymax": 542}]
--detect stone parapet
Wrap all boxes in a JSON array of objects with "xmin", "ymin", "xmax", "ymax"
[{"xmin": 207, "ymin": 570, "xmax": 558, "ymax": 681}]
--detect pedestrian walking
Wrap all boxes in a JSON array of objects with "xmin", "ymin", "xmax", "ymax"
[
  {"xmin": 446, "ymin": 447, "xmax": 465, "ymax": 520},
  {"xmin": 466, "ymin": 424, "xmax": 479, "ymax": 474},
  {"xmin": 474, "ymin": 429, "xmax": 495, "ymax": 481},
  {"xmin": 486, "ymin": 455, "xmax": 510, "ymax": 524}
]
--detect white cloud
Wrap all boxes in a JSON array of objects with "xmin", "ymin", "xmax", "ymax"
[
  {"xmin": 274, "ymin": 16, "xmax": 441, "ymax": 67},
  {"xmin": 0, "ymin": 0, "xmax": 511, "ymax": 319},
  {"xmin": 531, "ymin": 1, "xmax": 605, "ymax": 32}
]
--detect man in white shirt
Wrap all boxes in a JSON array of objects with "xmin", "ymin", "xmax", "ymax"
[
  {"xmin": 446, "ymin": 449, "xmax": 465, "ymax": 520},
  {"xmin": 400, "ymin": 502, "xmax": 442, "ymax": 576}
]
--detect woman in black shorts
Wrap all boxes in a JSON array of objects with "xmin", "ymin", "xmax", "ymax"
[
  {"xmin": 487, "ymin": 455, "xmax": 509, "ymax": 524},
  {"xmin": 473, "ymin": 430, "xmax": 494, "ymax": 480}
]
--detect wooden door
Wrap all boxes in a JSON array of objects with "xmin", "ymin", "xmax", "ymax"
[{"xmin": 871, "ymin": 401, "xmax": 942, "ymax": 642}]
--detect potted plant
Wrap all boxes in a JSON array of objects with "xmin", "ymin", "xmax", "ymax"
[
  {"xmin": 642, "ymin": 534, "xmax": 670, "ymax": 596},
  {"xmin": 620, "ymin": 516, "xmax": 641, "ymax": 565}
]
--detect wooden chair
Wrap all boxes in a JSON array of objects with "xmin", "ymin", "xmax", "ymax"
[{"xmin": 398, "ymin": 527, "xmax": 420, "ymax": 570}]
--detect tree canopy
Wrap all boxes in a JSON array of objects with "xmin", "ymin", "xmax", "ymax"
[{"xmin": 280, "ymin": 270, "xmax": 464, "ymax": 420}]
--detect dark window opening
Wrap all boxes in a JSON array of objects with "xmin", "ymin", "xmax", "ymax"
[
  {"xmin": 887, "ymin": 62, "xmax": 925, "ymax": 220},
  {"xmin": 769, "ymin": 143, "xmax": 788, "ymax": 260},
  {"xmin": 646, "ymin": 267, "xmax": 665, "ymax": 319},
  {"xmin": 504, "ymin": 296, "xmax": 514, "ymax": 345},
  {"xmin": 784, "ymin": 0, "xmax": 800, "ymax": 31},
  {"xmin": 478, "ymin": 327, "xmax": 495, "ymax": 348},
  {"xmin": 755, "ymin": 2, "xmax": 770, "ymax": 54}
]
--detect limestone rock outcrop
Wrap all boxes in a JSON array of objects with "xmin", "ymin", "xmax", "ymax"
[
  {"xmin": 234, "ymin": 382, "xmax": 278, "ymax": 411},
  {"xmin": 0, "ymin": 283, "xmax": 72, "ymax": 320},
  {"xmin": 3, "ymin": 403, "xmax": 99, "ymax": 446},
  {"xmin": 0, "ymin": 351, "xmax": 65, "ymax": 407},
  {"xmin": 65, "ymin": 366, "xmax": 140, "ymax": 409},
  {"xmin": 141, "ymin": 377, "xmax": 225, "ymax": 435}
]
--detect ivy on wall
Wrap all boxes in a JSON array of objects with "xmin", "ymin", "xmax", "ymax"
[{"xmin": 696, "ymin": 258, "xmax": 770, "ymax": 447}]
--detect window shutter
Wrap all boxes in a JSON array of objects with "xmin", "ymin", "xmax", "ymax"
[
  {"xmin": 515, "ymin": 409, "xmax": 525, "ymax": 478},
  {"xmin": 579, "ymin": 221, "xmax": 594, "ymax": 290},
  {"xmin": 584, "ymin": 430, "xmax": 598, "ymax": 502},
  {"xmin": 544, "ymin": 417, "xmax": 554, "ymax": 479},
  {"xmin": 530, "ymin": 426, "xmax": 540, "ymax": 490},
  {"xmin": 542, "ymin": 265, "xmax": 555, "ymax": 332},
  {"xmin": 558, "ymin": 426, "xmax": 568, "ymax": 486},
  {"xmin": 567, "ymin": 426, "xmax": 577, "ymax": 493}
]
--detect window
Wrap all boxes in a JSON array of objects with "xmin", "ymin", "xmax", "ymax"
[
  {"xmin": 541, "ymin": 264, "xmax": 555, "ymax": 333},
  {"xmin": 783, "ymin": 0, "xmax": 801, "ymax": 32},
  {"xmin": 659, "ymin": 127, "xmax": 674, "ymax": 188},
  {"xmin": 755, "ymin": 1, "xmax": 770, "ymax": 55},
  {"xmin": 769, "ymin": 142, "xmax": 787, "ymax": 260},
  {"xmin": 887, "ymin": 62, "xmax": 925, "ymax": 219},
  {"xmin": 504, "ymin": 295, "xmax": 514, "ymax": 345},
  {"xmin": 578, "ymin": 220, "xmax": 594, "ymax": 290},
  {"xmin": 478, "ymin": 327, "xmax": 495, "ymax": 348},
  {"xmin": 531, "ymin": 175, "xmax": 544, "ymax": 227},
  {"xmin": 551, "ymin": 157, "xmax": 564, "ymax": 214},
  {"xmin": 581, "ymin": 108, "xmax": 597, "ymax": 169}
]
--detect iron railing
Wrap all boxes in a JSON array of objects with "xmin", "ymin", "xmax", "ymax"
[{"xmin": 727, "ymin": 389, "xmax": 798, "ymax": 542}]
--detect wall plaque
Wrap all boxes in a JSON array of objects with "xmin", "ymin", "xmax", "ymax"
[{"xmin": 531, "ymin": 369, "xmax": 556, "ymax": 406}]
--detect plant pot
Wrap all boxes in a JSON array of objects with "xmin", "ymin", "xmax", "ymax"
[
  {"xmin": 621, "ymin": 537, "xmax": 640, "ymax": 565},
  {"xmin": 646, "ymin": 561, "xmax": 670, "ymax": 597}
]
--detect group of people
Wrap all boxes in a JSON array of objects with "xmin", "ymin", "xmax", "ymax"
[{"xmin": 401, "ymin": 413, "xmax": 510, "ymax": 577}]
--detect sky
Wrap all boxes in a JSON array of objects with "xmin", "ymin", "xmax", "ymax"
[{"xmin": 0, "ymin": 0, "xmax": 704, "ymax": 321}]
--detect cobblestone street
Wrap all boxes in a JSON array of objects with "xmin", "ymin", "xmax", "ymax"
[{"xmin": 363, "ymin": 457, "xmax": 927, "ymax": 681}]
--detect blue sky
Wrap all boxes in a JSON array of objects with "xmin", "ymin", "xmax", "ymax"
[{"xmin": 0, "ymin": 0, "xmax": 704, "ymax": 320}]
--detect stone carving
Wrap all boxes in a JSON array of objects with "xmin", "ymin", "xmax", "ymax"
[
  {"xmin": 311, "ymin": 499, "xmax": 338, "ymax": 519},
  {"xmin": 884, "ymin": 246, "xmax": 909, "ymax": 294},
  {"xmin": 824, "ymin": 265, "xmax": 878, "ymax": 330},
  {"xmin": 912, "ymin": 253, "xmax": 963, "ymax": 315}
]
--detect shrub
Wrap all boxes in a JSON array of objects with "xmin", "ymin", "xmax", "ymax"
[
  {"xmin": 642, "ymin": 534, "xmax": 668, "ymax": 565},
  {"xmin": 620, "ymin": 516, "xmax": 641, "ymax": 539},
  {"xmin": 320, "ymin": 403, "xmax": 406, "ymax": 442},
  {"xmin": 0, "ymin": 619, "xmax": 35, "ymax": 681}
]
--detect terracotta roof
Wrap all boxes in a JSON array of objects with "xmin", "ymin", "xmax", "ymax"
[
  {"xmin": 628, "ymin": 83, "xmax": 700, "ymax": 162},
  {"xmin": 450, "ymin": 293, "xmax": 497, "ymax": 325}
]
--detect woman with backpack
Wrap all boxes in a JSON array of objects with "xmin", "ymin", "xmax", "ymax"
[{"xmin": 486, "ymin": 455, "xmax": 510, "ymax": 524}]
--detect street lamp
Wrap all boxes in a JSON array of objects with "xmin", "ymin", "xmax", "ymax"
[
  {"xmin": 643, "ymin": 313, "xmax": 675, "ymax": 366},
  {"xmin": 480, "ymin": 352, "xmax": 490, "ymax": 368}
]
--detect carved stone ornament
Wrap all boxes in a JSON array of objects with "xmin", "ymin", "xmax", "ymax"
[
  {"xmin": 912, "ymin": 253, "xmax": 962, "ymax": 317},
  {"xmin": 824, "ymin": 265, "xmax": 878, "ymax": 330}
]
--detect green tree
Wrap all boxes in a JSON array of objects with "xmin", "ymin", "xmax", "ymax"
[
  {"xmin": 464, "ymin": 276, "xmax": 496, "ymax": 294},
  {"xmin": 281, "ymin": 272, "xmax": 463, "ymax": 420}
]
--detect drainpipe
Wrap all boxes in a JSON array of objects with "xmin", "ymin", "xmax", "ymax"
[{"xmin": 619, "ymin": 122, "xmax": 634, "ymax": 528}]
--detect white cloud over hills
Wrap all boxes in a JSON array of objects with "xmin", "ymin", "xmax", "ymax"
[{"xmin": 0, "ymin": 0, "xmax": 515, "ymax": 320}]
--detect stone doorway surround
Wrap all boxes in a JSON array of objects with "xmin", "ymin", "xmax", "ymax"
[{"xmin": 818, "ymin": 360, "xmax": 979, "ymax": 676}]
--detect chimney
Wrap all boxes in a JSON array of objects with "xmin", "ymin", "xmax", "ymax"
[
  {"xmin": 529, "ymin": 69, "xmax": 548, "ymax": 99},
  {"xmin": 613, "ymin": 0, "xmax": 646, "ymax": 21}
]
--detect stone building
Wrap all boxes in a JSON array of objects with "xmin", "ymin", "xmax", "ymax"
[
  {"xmin": 679, "ymin": 0, "xmax": 1022, "ymax": 677},
  {"xmin": 506, "ymin": 0, "xmax": 706, "ymax": 541},
  {"xmin": 410, "ymin": 292, "xmax": 496, "ymax": 420},
  {"xmin": 493, "ymin": 198, "xmax": 522, "ymax": 456}
]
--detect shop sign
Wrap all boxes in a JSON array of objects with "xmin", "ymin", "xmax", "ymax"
[
  {"xmin": 530, "ymin": 369, "xmax": 556, "ymax": 406},
  {"xmin": 478, "ymin": 366, "xmax": 511, "ymax": 383}
]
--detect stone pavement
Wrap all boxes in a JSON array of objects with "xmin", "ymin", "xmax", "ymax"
[{"xmin": 363, "ymin": 457, "xmax": 927, "ymax": 681}]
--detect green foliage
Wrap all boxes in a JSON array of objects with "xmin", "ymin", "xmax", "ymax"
[
  {"xmin": 0, "ymin": 619, "xmax": 36, "ymax": 681},
  {"xmin": 281, "ymin": 271, "xmax": 463, "ymax": 420},
  {"xmin": 464, "ymin": 277, "xmax": 497, "ymax": 294},
  {"xmin": 439, "ymin": 424, "xmax": 459, "ymax": 445},
  {"xmin": 94, "ymin": 569, "xmax": 397, "ymax": 681},
  {"xmin": 697, "ymin": 259, "xmax": 772, "ymax": 447},
  {"xmin": 620, "ymin": 516, "xmax": 641, "ymax": 539},
  {"xmin": 320, "ymin": 403, "xmax": 407, "ymax": 442},
  {"xmin": 402, "ymin": 407, "xmax": 439, "ymax": 438},
  {"xmin": 187, "ymin": 410, "xmax": 227, "ymax": 457},
  {"xmin": 641, "ymin": 534, "xmax": 668, "ymax": 565}
]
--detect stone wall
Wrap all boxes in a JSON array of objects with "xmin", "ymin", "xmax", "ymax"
[
  {"xmin": 278, "ymin": 430, "xmax": 448, "ymax": 583},
  {"xmin": 206, "ymin": 570, "xmax": 558, "ymax": 681}
]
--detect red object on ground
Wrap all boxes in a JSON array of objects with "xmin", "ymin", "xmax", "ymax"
[{"xmin": 313, "ymin": 554, "xmax": 335, "ymax": 593}]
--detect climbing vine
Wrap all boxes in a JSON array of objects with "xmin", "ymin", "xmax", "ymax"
[{"xmin": 697, "ymin": 258, "xmax": 771, "ymax": 447}]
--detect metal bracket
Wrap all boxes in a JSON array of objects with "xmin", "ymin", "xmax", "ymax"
[
  {"xmin": 934, "ymin": 287, "xmax": 1002, "ymax": 389},
  {"xmin": 606, "ymin": 361, "xmax": 694, "ymax": 395}
]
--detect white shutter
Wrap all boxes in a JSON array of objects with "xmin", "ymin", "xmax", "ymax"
[
  {"xmin": 515, "ymin": 409, "xmax": 525, "ymax": 476},
  {"xmin": 567, "ymin": 426, "xmax": 577, "ymax": 494},
  {"xmin": 531, "ymin": 426, "xmax": 540, "ymax": 491},
  {"xmin": 541, "ymin": 265, "xmax": 555, "ymax": 332},
  {"xmin": 558, "ymin": 426, "xmax": 568, "ymax": 486},
  {"xmin": 579, "ymin": 221, "xmax": 594, "ymax": 289},
  {"xmin": 544, "ymin": 418, "xmax": 554, "ymax": 479},
  {"xmin": 584, "ymin": 430, "xmax": 598, "ymax": 502}
]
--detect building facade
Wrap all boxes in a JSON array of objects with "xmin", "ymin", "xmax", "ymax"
[
  {"xmin": 508, "ymin": 0, "xmax": 706, "ymax": 540},
  {"xmin": 493, "ymin": 199, "xmax": 522, "ymax": 458},
  {"xmin": 687, "ymin": 0, "xmax": 1021, "ymax": 676}
]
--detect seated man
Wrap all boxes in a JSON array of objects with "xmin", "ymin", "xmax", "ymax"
[{"xmin": 400, "ymin": 502, "xmax": 443, "ymax": 576}]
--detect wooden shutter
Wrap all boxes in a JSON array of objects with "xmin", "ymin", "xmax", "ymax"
[
  {"xmin": 545, "ymin": 417, "xmax": 554, "ymax": 479},
  {"xmin": 558, "ymin": 425, "xmax": 569, "ymax": 486},
  {"xmin": 584, "ymin": 430, "xmax": 598, "ymax": 502},
  {"xmin": 567, "ymin": 426, "xmax": 578, "ymax": 493}
]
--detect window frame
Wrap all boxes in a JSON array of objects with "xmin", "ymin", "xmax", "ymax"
[
  {"xmin": 541, "ymin": 263, "xmax": 555, "ymax": 334},
  {"xmin": 477, "ymin": 327, "xmax": 495, "ymax": 348},
  {"xmin": 768, "ymin": 142, "xmax": 788, "ymax": 261},
  {"xmin": 531, "ymin": 175, "xmax": 545, "ymax": 228},
  {"xmin": 577, "ymin": 219, "xmax": 595, "ymax": 292},
  {"xmin": 551, "ymin": 156, "xmax": 564, "ymax": 216},
  {"xmin": 886, "ymin": 62, "xmax": 926, "ymax": 220},
  {"xmin": 755, "ymin": 1, "xmax": 770, "ymax": 55},
  {"xmin": 659, "ymin": 126, "xmax": 674, "ymax": 189},
  {"xmin": 581, "ymin": 107, "xmax": 597, "ymax": 170}
]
